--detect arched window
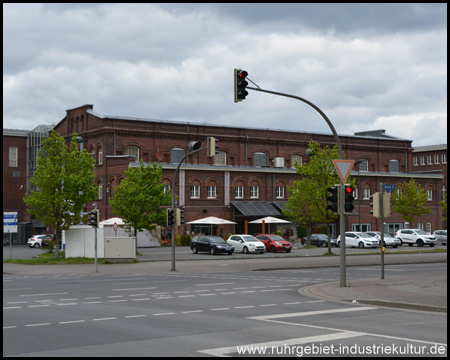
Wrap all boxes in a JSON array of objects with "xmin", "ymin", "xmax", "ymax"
[
  {"xmin": 254, "ymin": 152, "xmax": 266, "ymax": 167},
  {"xmin": 125, "ymin": 146, "xmax": 140, "ymax": 161},
  {"xmin": 98, "ymin": 146, "xmax": 103, "ymax": 165},
  {"xmin": 214, "ymin": 151, "xmax": 227, "ymax": 166},
  {"xmin": 171, "ymin": 148, "xmax": 185, "ymax": 164},
  {"xmin": 291, "ymin": 155, "xmax": 302, "ymax": 168}
]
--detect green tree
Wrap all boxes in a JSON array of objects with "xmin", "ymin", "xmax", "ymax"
[
  {"xmin": 283, "ymin": 141, "xmax": 343, "ymax": 251},
  {"xmin": 109, "ymin": 160, "xmax": 171, "ymax": 237},
  {"xmin": 440, "ymin": 193, "xmax": 447, "ymax": 223},
  {"xmin": 392, "ymin": 178, "xmax": 431, "ymax": 227},
  {"xmin": 24, "ymin": 131, "xmax": 98, "ymax": 258}
]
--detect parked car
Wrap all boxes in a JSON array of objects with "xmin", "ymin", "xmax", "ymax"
[
  {"xmin": 190, "ymin": 235, "xmax": 234, "ymax": 255},
  {"xmin": 227, "ymin": 234, "xmax": 265, "ymax": 254},
  {"xmin": 256, "ymin": 234, "xmax": 292, "ymax": 253},
  {"xmin": 300, "ymin": 233, "xmax": 338, "ymax": 247},
  {"xmin": 395, "ymin": 229, "xmax": 437, "ymax": 247},
  {"xmin": 433, "ymin": 230, "xmax": 447, "ymax": 245},
  {"xmin": 336, "ymin": 232, "xmax": 379, "ymax": 248},
  {"xmin": 365, "ymin": 231, "xmax": 401, "ymax": 248},
  {"xmin": 27, "ymin": 234, "xmax": 53, "ymax": 248}
]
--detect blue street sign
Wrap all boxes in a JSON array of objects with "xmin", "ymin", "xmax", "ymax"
[
  {"xmin": 384, "ymin": 184, "xmax": 396, "ymax": 193},
  {"xmin": 4, "ymin": 212, "xmax": 18, "ymax": 233}
]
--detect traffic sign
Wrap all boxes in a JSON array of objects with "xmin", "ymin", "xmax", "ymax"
[
  {"xmin": 332, "ymin": 160, "xmax": 354, "ymax": 184},
  {"xmin": 384, "ymin": 184, "xmax": 396, "ymax": 193},
  {"xmin": 4, "ymin": 212, "xmax": 18, "ymax": 233}
]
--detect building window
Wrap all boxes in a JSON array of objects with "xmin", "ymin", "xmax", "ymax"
[
  {"xmin": 250, "ymin": 186, "xmax": 259, "ymax": 198},
  {"xmin": 90, "ymin": 147, "xmax": 95, "ymax": 162},
  {"xmin": 276, "ymin": 186, "xmax": 284, "ymax": 199},
  {"xmin": 214, "ymin": 151, "xmax": 226, "ymax": 166},
  {"xmin": 442, "ymin": 153, "xmax": 447, "ymax": 164},
  {"xmin": 235, "ymin": 185, "xmax": 244, "ymax": 199},
  {"xmin": 172, "ymin": 148, "xmax": 185, "ymax": 164},
  {"xmin": 9, "ymin": 146, "xmax": 18, "ymax": 167},
  {"xmin": 427, "ymin": 155, "xmax": 432, "ymax": 165},
  {"xmin": 98, "ymin": 147, "xmax": 103, "ymax": 165},
  {"xmin": 164, "ymin": 184, "xmax": 171, "ymax": 195},
  {"xmin": 207, "ymin": 185, "xmax": 217, "ymax": 199},
  {"xmin": 358, "ymin": 159, "xmax": 369, "ymax": 172},
  {"xmin": 389, "ymin": 160, "xmax": 399, "ymax": 173},
  {"xmin": 125, "ymin": 146, "xmax": 140, "ymax": 161},
  {"xmin": 427, "ymin": 189, "xmax": 433, "ymax": 201},
  {"xmin": 291, "ymin": 155, "xmax": 302, "ymax": 168},
  {"xmin": 420, "ymin": 156, "xmax": 425, "ymax": 165},
  {"xmin": 363, "ymin": 187, "xmax": 371, "ymax": 200},
  {"xmin": 98, "ymin": 182, "xmax": 103, "ymax": 199},
  {"xmin": 191, "ymin": 185, "xmax": 200, "ymax": 199},
  {"xmin": 434, "ymin": 154, "xmax": 440, "ymax": 164},
  {"xmin": 254, "ymin": 152, "xmax": 266, "ymax": 167},
  {"xmin": 413, "ymin": 156, "xmax": 418, "ymax": 166}
]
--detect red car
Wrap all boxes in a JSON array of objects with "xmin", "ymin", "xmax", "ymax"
[{"xmin": 256, "ymin": 234, "xmax": 292, "ymax": 253}]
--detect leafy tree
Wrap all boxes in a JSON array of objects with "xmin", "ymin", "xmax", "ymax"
[
  {"xmin": 392, "ymin": 178, "xmax": 431, "ymax": 227},
  {"xmin": 24, "ymin": 131, "xmax": 98, "ymax": 258},
  {"xmin": 283, "ymin": 141, "xmax": 343, "ymax": 251},
  {"xmin": 109, "ymin": 160, "xmax": 171, "ymax": 238},
  {"xmin": 440, "ymin": 193, "xmax": 447, "ymax": 223}
]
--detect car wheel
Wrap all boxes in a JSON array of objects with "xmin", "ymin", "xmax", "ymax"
[
  {"xmin": 270, "ymin": 245, "xmax": 276, "ymax": 253},
  {"xmin": 393, "ymin": 245, "xmax": 398, "ymax": 248},
  {"xmin": 34, "ymin": 243, "xmax": 40, "ymax": 249},
  {"xmin": 358, "ymin": 242, "xmax": 364, "ymax": 249},
  {"xmin": 429, "ymin": 244, "xmax": 435, "ymax": 247},
  {"xmin": 336, "ymin": 241, "xmax": 340, "ymax": 248},
  {"xmin": 398, "ymin": 239, "xmax": 403, "ymax": 246},
  {"xmin": 408, "ymin": 243, "xmax": 414, "ymax": 247},
  {"xmin": 210, "ymin": 247, "xmax": 216, "ymax": 255},
  {"xmin": 321, "ymin": 241, "xmax": 327, "ymax": 247},
  {"xmin": 192, "ymin": 246, "xmax": 198, "ymax": 254},
  {"xmin": 243, "ymin": 247, "xmax": 249, "ymax": 254},
  {"xmin": 417, "ymin": 239, "xmax": 424, "ymax": 247},
  {"xmin": 227, "ymin": 251, "xmax": 233, "ymax": 255}
]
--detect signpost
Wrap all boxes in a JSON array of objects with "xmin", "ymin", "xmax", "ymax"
[{"xmin": 4, "ymin": 212, "xmax": 18, "ymax": 259}]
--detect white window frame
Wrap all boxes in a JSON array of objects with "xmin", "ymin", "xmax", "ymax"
[
  {"xmin": 98, "ymin": 147, "xmax": 103, "ymax": 165},
  {"xmin": 214, "ymin": 151, "xmax": 226, "ymax": 166},
  {"xmin": 250, "ymin": 185, "xmax": 259, "ymax": 199},
  {"xmin": 125, "ymin": 146, "xmax": 140, "ymax": 161},
  {"xmin": 276, "ymin": 186, "xmax": 284, "ymax": 199},
  {"xmin": 235, "ymin": 185, "xmax": 244, "ymax": 199},
  {"xmin": 9, "ymin": 146, "xmax": 18, "ymax": 167},
  {"xmin": 207, "ymin": 185, "xmax": 217, "ymax": 199},
  {"xmin": 191, "ymin": 185, "xmax": 200, "ymax": 199}
]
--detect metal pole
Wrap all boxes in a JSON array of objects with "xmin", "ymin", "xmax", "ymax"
[
  {"xmin": 94, "ymin": 203, "xmax": 98, "ymax": 273},
  {"xmin": 247, "ymin": 86, "xmax": 347, "ymax": 287},
  {"xmin": 171, "ymin": 146, "xmax": 206, "ymax": 271}
]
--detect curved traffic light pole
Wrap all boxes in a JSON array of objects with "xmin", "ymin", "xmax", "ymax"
[{"xmin": 246, "ymin": 85, "xmax": 348, "ymax": 287}]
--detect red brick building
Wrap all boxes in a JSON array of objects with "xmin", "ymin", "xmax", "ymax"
[
  {"xmin": 50, "ymin": 104, "xmax": 445, "ymax": 239},
  {"xmin": 4, "ymin": 104, "xmax": 446, "ymax": 243}
]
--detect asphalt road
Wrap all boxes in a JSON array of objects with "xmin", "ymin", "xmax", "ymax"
[{"xmin": 3, "ymin": 262, "xmax": 447, "ymax": 357}]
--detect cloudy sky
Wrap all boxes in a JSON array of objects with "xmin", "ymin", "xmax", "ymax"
[{"xmin": 3, "ymin": 3, "xmax": 447, "ymax": 147}]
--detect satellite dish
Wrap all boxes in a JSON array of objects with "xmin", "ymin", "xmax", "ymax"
[{"xmin": 156, "ymin": 151, "xmax": 163, "ymax": 161}]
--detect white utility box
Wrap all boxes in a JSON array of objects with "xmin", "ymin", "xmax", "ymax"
[{"xmin": 104, "ymin": 237, "xmax": 136, "ymax": 259}]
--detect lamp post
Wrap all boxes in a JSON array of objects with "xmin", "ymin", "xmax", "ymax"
[{"xmin": 171, "ymin": 141, "xmax": 204, "ymax": 271}]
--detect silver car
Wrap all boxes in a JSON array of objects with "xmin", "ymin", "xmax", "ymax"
[
  {"xmin": 366, "ymin": 231, "xmax": 401, "ymax": 248},
  {"xmin": 433, "ymin": 230, "xmax": 447, "ymax": 245}
]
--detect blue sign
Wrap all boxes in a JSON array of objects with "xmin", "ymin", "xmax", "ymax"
[
  {"xmin": 384, "ymin": 184, "xmax": 396, "ymax": 193},
  {"xmin": 4, "ymin": 212, "xmax": 18, "ymax": 233}
]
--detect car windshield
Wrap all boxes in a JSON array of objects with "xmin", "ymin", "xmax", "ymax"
[
  {"xmin": 242, "ymin": 236, "xmax": 259, "ymax": 242},
  {"xmin": 357, "ymin": 232, "xmax": 372, "ymax": 237},
  {"xmin": 314, "ymin": 234, "xmax": 328, "ymax": 240},
  {"xmin": 209, "ymin": 237, "xmax": 226, "ymax": 243},
  {"xmin": 269, "ymin": 235, "xmax": 284, "ymax": 241},
  {"xmin": 414, "ymin": 230, "xmax": 428, "ymax": 235}
]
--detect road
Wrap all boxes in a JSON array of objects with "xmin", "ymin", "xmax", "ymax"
[{"xmin": 3, "ymin": 262, "xmax": 447, "ymax": 357}]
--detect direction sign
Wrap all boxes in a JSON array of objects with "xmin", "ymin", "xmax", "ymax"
[
  {"xmin": 384, "ymin": 184, "xmax": 396, "ymax": 193},
  {"xmin": 4, "ymin": 212, "xmax": 18, "ymax": 233},
  {"xmin": 332, "ymin": 160, "xmax": 355, "ymax": 184}
]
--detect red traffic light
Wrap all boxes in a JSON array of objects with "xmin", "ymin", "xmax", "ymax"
[
  {"xmin": 237, "ymin": 70, "xmax": 248, "ymax": 79},
  {"xmin": 345, "ymin": 185, "xmax": 354, "ymax": 194}
]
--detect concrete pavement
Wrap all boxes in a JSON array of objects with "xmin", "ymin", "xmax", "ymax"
[{"xmin": 3, "ymin": 252, "xmax": 447, "ymax": 313}]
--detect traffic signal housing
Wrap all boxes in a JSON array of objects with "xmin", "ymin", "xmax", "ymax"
[
  {"xmin": 370, "ymin": 192, "xmax": 380, "ymax": 218},
  {"xmin": 87, "ymin": 210, "xmax": 99, "ymax": 228},
  {"xmin": 234, "ymin": 69, "xmax": 248, "ymax": 102},
  {"xmin": 175, "ymin": 208, "xmax": 184, "ymax": 226},
  {"xmin": 327, "ymin": 185, "xmax": 339, "ymax": 213},
  {"xmin": 207, "ymin": 137, "xmax": 219, "ymax": 157},
  {"xmin": 167, "ymin": 208, "xmax": 175, "ymax": 227},
  {"xmin": 344, "ymin": 185, "xmax": 355, "ymax": 214}
]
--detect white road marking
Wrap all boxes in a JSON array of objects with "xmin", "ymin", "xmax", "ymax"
[{"xmin": 19, "ymin": 292, "xmax": 69, "ymax": 297}]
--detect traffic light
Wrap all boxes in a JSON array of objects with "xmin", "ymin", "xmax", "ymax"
[
  {"xmin": 207, "ymin": 137, "xmax": 219, "ymax": 157},
  {"xmin": 234, "ymin": 69, "xmax": 248, "ymax": 102},
  {"xmin": 175, "ymin": 208, "xmax": 184, "ymax": 226},
  {"xmin": 326, "ymin": 185, "xmax": 339, "ymax": 213},
  {"xmin": 87, "ymin": 210, "xmax": 99, "ymax": 228},
  {"xmin": 344, "ymin": 185, "xmax": 355, "ymax": 214},
  {"xmin": 382, "ymin": 192, "xmax": 391, "ymax": 218},
  {"xmin": 370, "ymin": 192, "xmax": 380, "ymax": 218},
  {"xmin": 167, "ymin": 208, "xmax": 175, "ymax": 227}
]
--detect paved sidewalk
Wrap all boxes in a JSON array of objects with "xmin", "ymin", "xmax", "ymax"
[{"xmin": 3, "ymin": 252, "xmax": 447, "ymax": 313}]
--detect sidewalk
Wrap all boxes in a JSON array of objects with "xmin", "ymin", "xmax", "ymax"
[{"xmin": 3, "ymin": 252, "xmax": 447, "ymax": 313}]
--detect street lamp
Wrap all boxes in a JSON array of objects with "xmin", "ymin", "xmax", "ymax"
[{"xmin": 171, "ymin": 140, "xmax": 204, "ymax": 271}]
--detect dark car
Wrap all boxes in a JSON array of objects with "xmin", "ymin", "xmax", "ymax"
[
  {"xmin": 255, "ymin": 234, "xmax": 292, "ymax": 252},
  {"xmin": 301, "ymin": 234, "xmax": 337, "ymax": 247},
  {"xmin": 190, "ymin": 235, "xmax": 234, "ymax": 255}
]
